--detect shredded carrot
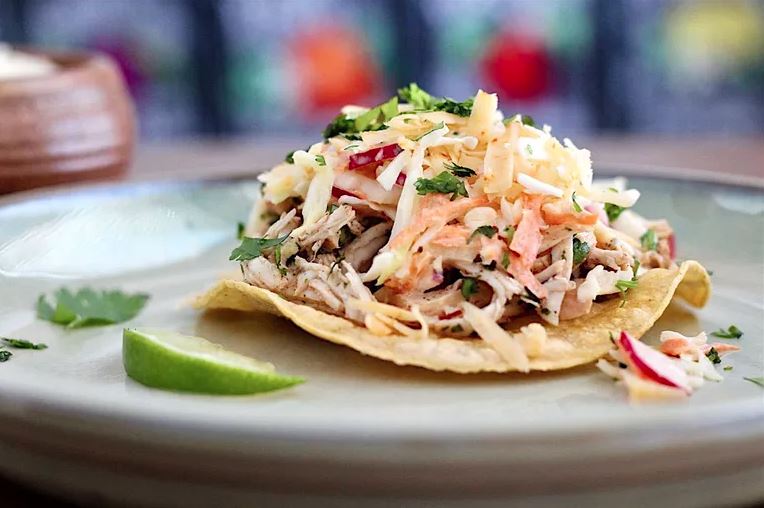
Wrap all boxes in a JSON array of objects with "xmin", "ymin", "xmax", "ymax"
[
  {"xmin": 543, "ymin": 208, "xmax": 599, "ymax": 226},
  {"xmin": 509, "ymin": 194, "xmax": 545, "ymax": 267},
  {"xmin": 386, "ymin": 251, "xmax": 436, "ymax": 292},
  {"xmin": 390, "ymin": 195, "xmax": 489, "ymax": 250},
  {"xmin": 508, "ymin": 253, "xmax": 547, "ymax": 298},
  {"xmin": 431, "ymin": 225, "xmax": 471, "ymax": 247}
]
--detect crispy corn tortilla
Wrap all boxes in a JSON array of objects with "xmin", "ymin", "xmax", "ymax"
[{"xmin": 194, "ymin": 261, "xmax": 710, "ymax": 373}]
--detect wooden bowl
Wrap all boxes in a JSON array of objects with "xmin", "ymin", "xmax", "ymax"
[{"xmin": 0, "ymin": 48, "xmax": 135, "ymax": 193}]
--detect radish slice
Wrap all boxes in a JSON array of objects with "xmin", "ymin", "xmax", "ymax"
[
  {"xmin": 668, "ymin": 233, "xmax": 676, "ymax": 260},
  {"xmin": 349, "ymin": 144, "xmax": 402, "ymax": 172},
  {"xmin": 333, "ymin": 171, "xmax": 401, "ymax": 204},
  {"xmin": 617, "ymin": 331, "xmax": 692, "ymax": 394}
]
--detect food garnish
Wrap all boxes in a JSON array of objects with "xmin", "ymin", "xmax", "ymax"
[
  {"xmin": 598, "ymin": 329, "xmax": 735, "ymax": 402},
  {"xmin": 123, "ymin": 328, "xmax": 302, "ymax": 394},
  {"xmin": 37, "ymin": 288, "xmax": 149, "ymax": 329},
  {"xmin": 710, "ymin": 325, "xmax": 743, "ymax": 339}
]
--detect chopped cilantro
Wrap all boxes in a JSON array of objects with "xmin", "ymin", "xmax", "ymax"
[
  {"xmin": 285, "ymin": 150, "xmax": 296, "ymax": 164},
  {"xmin": 322, "ymin": 114, "xmax": 357, "ymax": 139},
  {"xmin": 414, "ymin": 121, "xmax": 446, "ymax": 141},
  {"xmin": 461, "ymin": 277, "xmax": 478, "ymax": 298},
  {"xmin": 710, "ymin": 325, "xmax": 743, "ymax": 339},
  {"xmin": 414, "ymin": 171, "xmax": 468, "ymax": 200},
  {"xmin": 469, "ymin": 225, "xmax": 498, "ymax": 243},
  {"xmin": 723, "ymin": 365, "xmax": 733, "ymax": 371},
  {"xmin": 705, "ymin": 347, "xmax": 721, "ymax": 364},
  {"xmin": 743, "ymin": 376, "xmax": 764, "ymax": 387},
  {"xmin": 640, "ymin": 229, "xmax": 658, "ymax": 251},
  {"xmin": 338, "ymin": 225, "xmax": 354, "ymax": 247},
  {"xmin": 444, "ymin": 162, "xmax": 476, "ymax": 177},
  {"xmin": 435, "ymin": 97, "xmax": 474, "ymax": 116},
  {"xmin": 37, "ymin": 288, "xmax": 149, "ymax": 329},
  {"xmin": 315, "ymin": 155, "xmax": 326, "ymax": 166},
  {"xmin": 236, "ymin": 222, "xmax": 245, "ymax": 240},
  {"xmin": 505, "ymin": 113, "xmax": 536, "ymax": 127},
  {"xmin": 0, "ymin": 350, "xmax": 11, "ymax": 362},
  {"xmin": 1, "ymin": 338, "xmax": 47, "ymax": 350},
  {"xmin": 322, "ymin": 97, "xmax": 398, "ymax": 139},
  {"xmin": 615, "ymin": 279, "xmax": 638, "ymax": 292},
  {"xmin": 397, "ymin": 83, "xmax": 434, "ymax": 110},
  {"xmin": 273, "ymin": 245, "xmax": 286, "ymax": 276},
  {"xmin": 343, "ymin": 144, "xmax": 359, "ymax": 151},
  {"xmin": 229, "ymin": 235, "xmax": 289, "ymax": 262},
  {"xmin": 571, "ymin": 192, "xmax": 583, "ymax": 213},
  {"xmin": 450, "ymin": 324, "xmax": 464, "ymax": 333},
  {"xmin": 504, "ymin": 226, "xmax": 516, "ymax": 243},
  {"xmin": 632, "ymin": 258, "xmax": 641, "ymax": 279},
  {"xmin": 353, "ymin": 97, "xmax": 398, "ymax": 131},
  {"xmin": 397, "ymin": 83, "xmax": 474, "ymax": 116},
  {"xmin": 604, "ymin": 203, "xmax": 626, "ymax": 222},
  {"xmin": 501, "ymin": 252, "xmax": 510, "ymax": 269},
  {"xmin": 572, "ymin": 236, "xmax": 590, "ymax": 264}
]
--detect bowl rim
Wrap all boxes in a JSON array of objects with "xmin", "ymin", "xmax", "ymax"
[{"xmin": 0, "ymin": 45, "xmax": 120, "ymax": 90}]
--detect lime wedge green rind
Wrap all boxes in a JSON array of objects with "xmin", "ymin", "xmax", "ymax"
[{"xmin": 122, "ymin": 328, "xmax": 303, "ymax": 395}]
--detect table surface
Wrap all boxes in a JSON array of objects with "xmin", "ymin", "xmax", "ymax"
[{"xmin": 3, "ymin": 135, "xmax": 763, "ymax": 507}]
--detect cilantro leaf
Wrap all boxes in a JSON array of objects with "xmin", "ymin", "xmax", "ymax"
[
  {"xmin": 504, "ymin": 226, "xmax": 516, "ymax": 243},
  {"xmin": 469, "ymin": 225, "xmax": 498, "ymax": 243},
  {"xmin": 705, "ymin": 347, "xmax": 721, "ymax": 364},
  {"xmin": 744, "ymin": 377, "xmax": 764, "ymax": 387},
  {"xmin": 230, "ymin": 235, "xmax": 289, "ymax": 262},
  {"xmin": 237, "ymin": 222, "xmax": 245, "ymax": 240},
  {"xmin": 572, "ymin": 236, "xmax": 591, "ymax": 264},
  {"xmin": 501, "ymin": 252, "xmax": 510, "ymax": 269},
  {"xmin": 397, "ymin": 83, "xmax": 435, "ymax": 110},
  {"xmin": 322, "ymin": 114, "xmax": 357, "ymax": 139},
  {"xmin": 640, "ymin": 229, "xmax": 658, "ymax": 251},
  {"xmin": 1, "ymin": 337, "xmax": 47, "ymax": 350},
  {"xmin": 353, "ymin": 97, "xmax": 398, "ymax": 132},
  {"xmin": 0, "ymin": 350, "xmax": 11, "ymax": 362},
  {"xmin": 461, "ymin": 277, "xmax": 478, "ymax": 299},
  {"xmin": 285, "ymin": 150, "xmax": 296, "ymax": 164},
  {"xmin": 444, "ymin": 162, "xmax": 476, "ymax": 177},
  {"xmin": 710, "ymin": 325, "xmax": 743, "ymax": 339},
  {"xmin": 505, "ymin": 114, "xmax": 536, "ymax": 126},
  {"xmin": 604, "ymin": 203, "xmax": 626, "ymax": 222},
  {"xmin": 571, "ymin": 192, "xmax": 583, "ymax": 213},
  {"xmin": 414, "ymin": 171, "xmax": 468, "ymax": 200},
  {"xmin": 315, "ymin": 155, "xmax": 326, "ymax": 166},
  {"xmin": 397, "ymin": 83, "xmax": 474, "ymax": 116},
  {"xmin": 434, "ymin": 97, "xmax": 474, "ymax": 116},
  {"xmin": 615, "ymin": 279, "xmax": 638, "ymax": 292},
  {"xmin": 37, "ymin": 288, "xmax": 149, "ymax": 329}
]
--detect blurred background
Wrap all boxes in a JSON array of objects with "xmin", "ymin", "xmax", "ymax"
[{"xmin": 2, "ymin": 0, "xmax": 762, "ymax": 140}]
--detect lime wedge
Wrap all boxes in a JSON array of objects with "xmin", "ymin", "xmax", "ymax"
[{"xmin": 122, "ymin": 328, "xmax": 303, "ymax": 395}]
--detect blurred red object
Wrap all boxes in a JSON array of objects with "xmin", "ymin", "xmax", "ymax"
[
  {"xmin": 289, "ymin": 25, "xmax": 380, "ymax": 114},
  {"xmin": 481, "ymin": 31, "xmax": 551, "ymax": 101}
]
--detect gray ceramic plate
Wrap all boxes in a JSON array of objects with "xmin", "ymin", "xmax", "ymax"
[{"xmin": 0, "ymin": 171, "xmax": 762, "ymax": 508}]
